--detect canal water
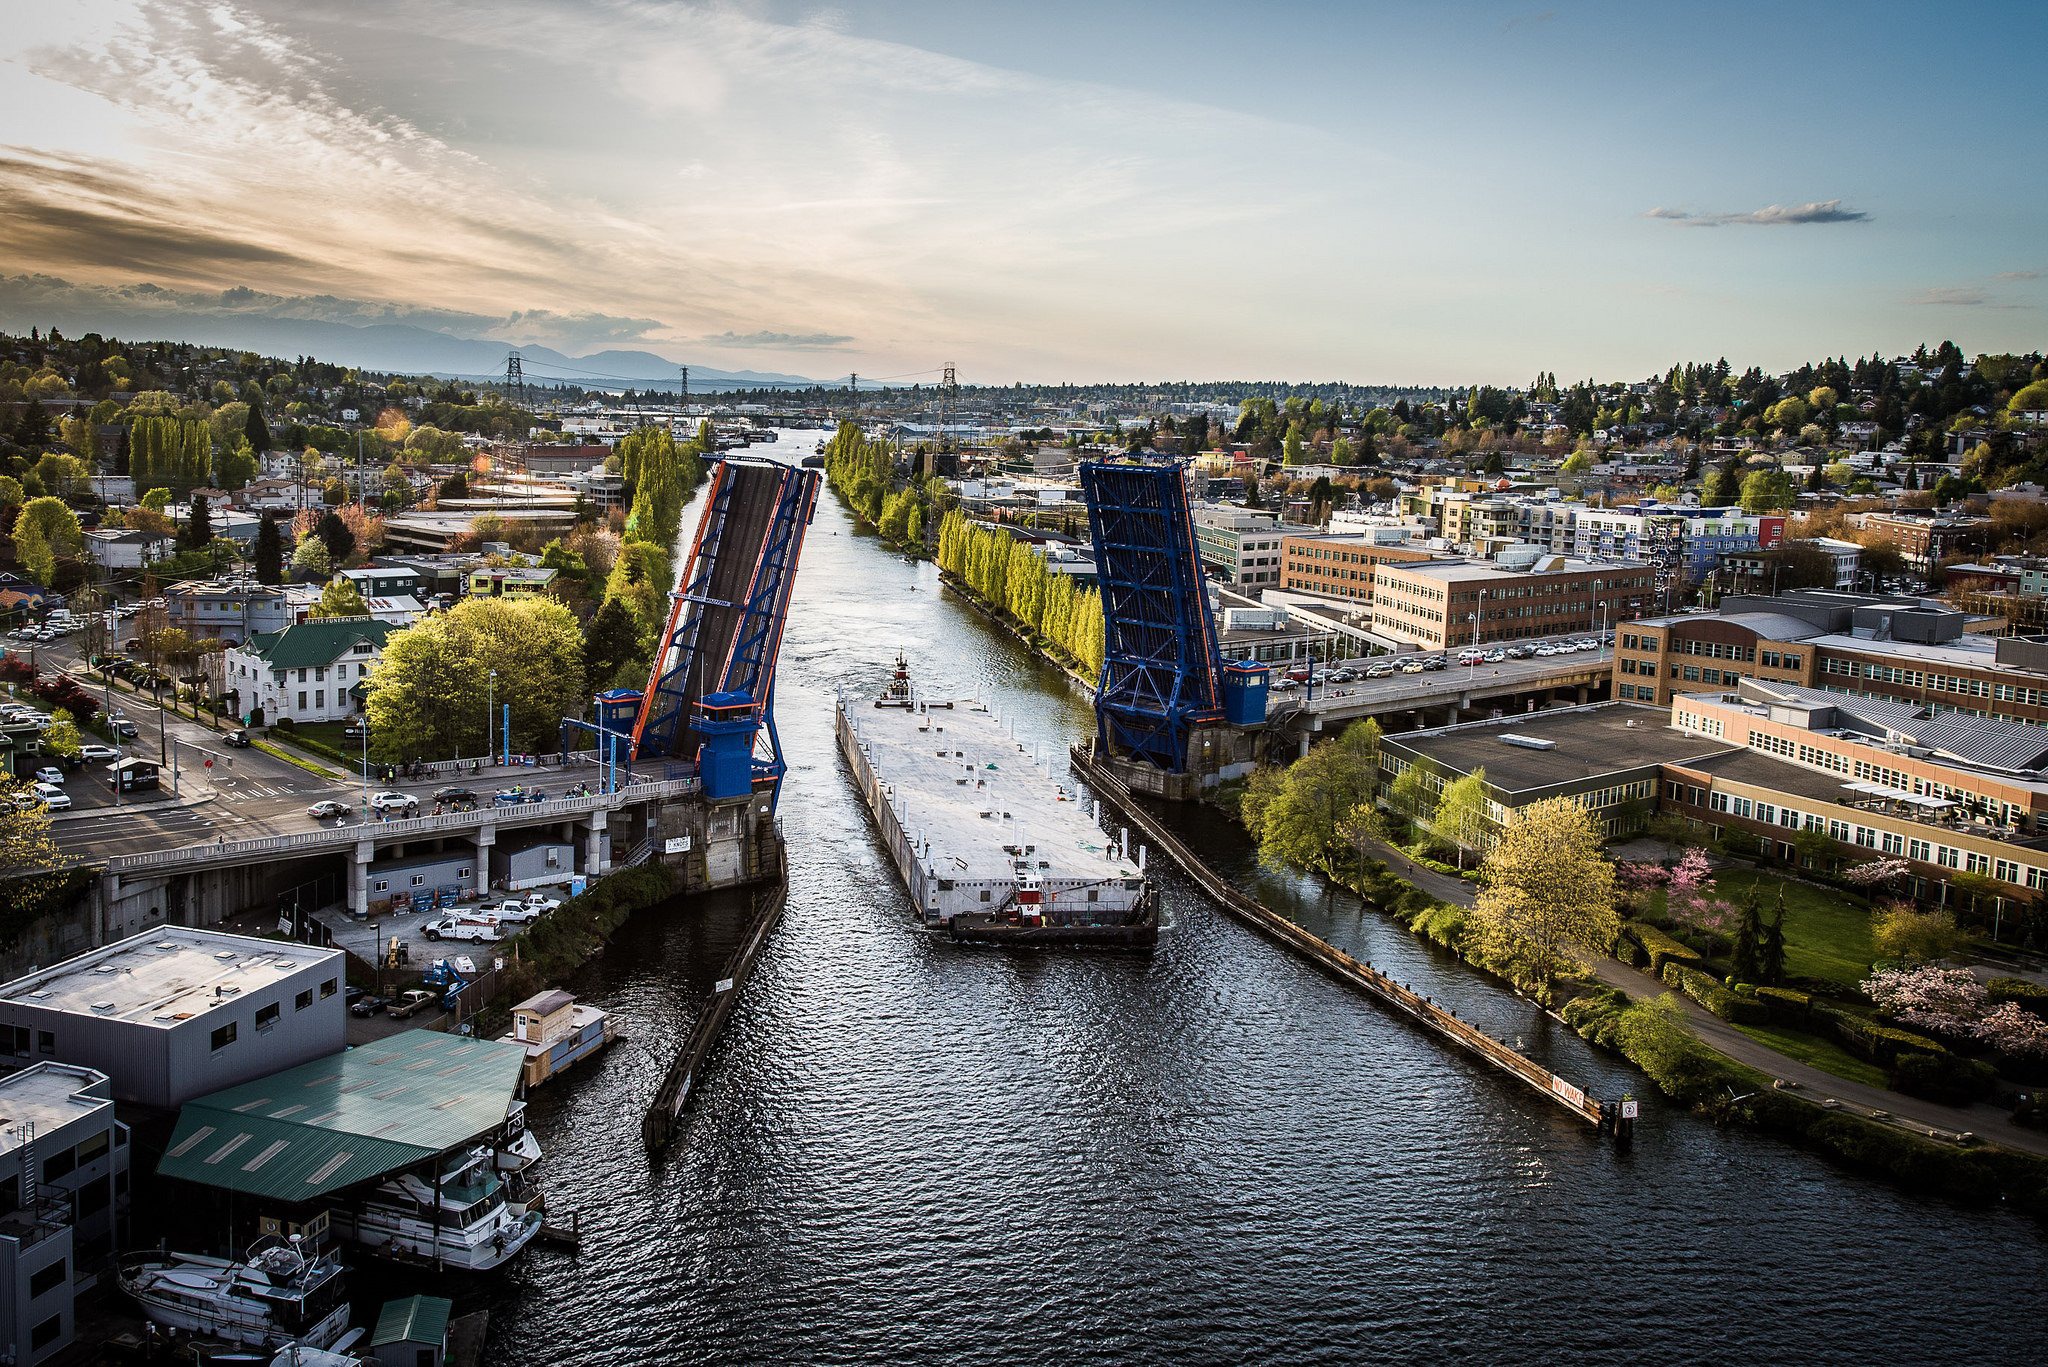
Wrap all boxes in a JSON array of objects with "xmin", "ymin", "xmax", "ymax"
[{"xmin": 479, "ymin": 437, "xmax": 2048, "ymax": 1364}]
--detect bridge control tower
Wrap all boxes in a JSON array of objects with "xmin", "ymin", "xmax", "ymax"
[{"xmin": 1079, "ymin": 458, "xmax": 1264, "ymax": 799}]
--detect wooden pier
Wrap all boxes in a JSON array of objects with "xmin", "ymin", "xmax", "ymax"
[
  {"xmin": 642, "ymin": 855, "xmax": 789, "ymax": 1153},
  {"xmin": 1071, "ymin": 745, "xmax": 1618, "ymax": 1135}
]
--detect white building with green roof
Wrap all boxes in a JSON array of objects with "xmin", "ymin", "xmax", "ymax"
[{"xmin": 223, "ymin": 616, "xmax": 394, "ymax": 726}]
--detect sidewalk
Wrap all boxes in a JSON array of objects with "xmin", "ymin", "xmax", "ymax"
[
  {"xmin": 47, "ymin": 787, "xmax": 215, "ymax": 823},
  {"xmin": 1352, "ymin": 828, "xmax": 2048, "ymax": 1157}
]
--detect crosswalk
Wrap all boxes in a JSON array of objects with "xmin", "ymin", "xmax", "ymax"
[{"xmin": 218, "ymin": 780, "xmax": 306, "ymax": 803}]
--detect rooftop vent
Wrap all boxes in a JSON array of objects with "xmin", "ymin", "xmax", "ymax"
[
  {"xmin": 93, "ymin": 964, "xmax": 117, "ymax": 974},
  {"xmin": 214, "ymin": 951, "xmax": 238, "ymax": 962},
  {"xmin": 90, "ymin": 1002, "xmax": 115, "ymax": 1013},
  {"xmin": 153, "ymin": 942, "xmax": 177, "ymax": 951},
  {"xmin": 1499, "ymin": 734, "xmax": 1557, "ymax": 750}
]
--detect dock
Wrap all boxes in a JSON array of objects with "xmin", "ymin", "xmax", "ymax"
[
  {"xmin": 641, "ymin": 854, "xmax": 789, "ymax": 1153},
  {"xmin": 1070, "ymin": 744, "xmax": 1620, "ymax": 1136}
]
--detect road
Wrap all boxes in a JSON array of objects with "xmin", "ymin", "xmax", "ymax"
[
  {"xmin": 1349, "ymin": 828, "xmax": 2048, "ymax": 1158},
  {"xmin": 34, "ymin": 639, "xmax": 619, "ymax": 862},
  {"xmin": 1270, "ymin": 643, "xmax": 1613, "ymax": 718}
]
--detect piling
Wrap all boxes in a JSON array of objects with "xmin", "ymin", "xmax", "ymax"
[{"xmin": 642, "ymin": 850, "xmax": 789, "ymax": 1153}]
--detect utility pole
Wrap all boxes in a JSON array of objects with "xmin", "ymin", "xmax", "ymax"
[
  {"xmin": 504, "ymin": 351, "xmax": 525, "ymax": 407},
  {"xmin": 848, "ymin": 373, "xmax": 858, "ymax": 424},
  {"xmin": 677, "ymin": 365, "xmax": 687, "ymax": 433}
]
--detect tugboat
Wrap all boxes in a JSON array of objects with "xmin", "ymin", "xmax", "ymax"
[{"xmin": 120, "ymin": 1236, "xmax": 351, "ymax": 1351}]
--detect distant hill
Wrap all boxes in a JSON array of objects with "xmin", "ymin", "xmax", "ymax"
[{"xmin": 0, "ymin": 295, "xmax": 823, "ymax": 390}]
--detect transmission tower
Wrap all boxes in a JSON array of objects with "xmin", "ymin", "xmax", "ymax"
[
  {"xmin": 848, "ymin": 373, "xmax": 859, "ymax": 423},
  {"xmin": 504, "ymin": 351, "xmax": 525, "ymax": 405},
  {"xmin": 677, "ymin": 365, "xmax": 688, "ymax": 432},
  {"xmin": 941, "ymin": 362, "xmax": 957, "ymax": 452}
]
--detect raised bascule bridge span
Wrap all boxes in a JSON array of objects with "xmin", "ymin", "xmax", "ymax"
[{"xmin": 62, "ymin": 454, "xmax": 820, "ymax": 956}]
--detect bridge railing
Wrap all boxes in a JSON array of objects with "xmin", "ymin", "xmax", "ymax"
[{"xmin": 106, "ymin": 775, "xmax": 702, "ymax": 875}]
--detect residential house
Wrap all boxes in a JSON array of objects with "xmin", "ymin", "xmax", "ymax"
[{"xmin": 223, "ymin": 617, "xmax": 393, "ymax": 725}]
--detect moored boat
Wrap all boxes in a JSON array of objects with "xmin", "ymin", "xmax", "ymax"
[{"xmin": 119, "ymin": 1236, "xmax": 350, "ymax": 1351}]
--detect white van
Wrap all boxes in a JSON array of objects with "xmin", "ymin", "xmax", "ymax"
[{"xmin": 421, "ymin": 916, "xmax": 503, "ymax": 943}]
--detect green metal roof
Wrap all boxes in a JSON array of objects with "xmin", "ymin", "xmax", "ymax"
[
  {"xmin": 157, "ymin": 1032, "xmax": 525, "ymax": 1202},
  {"xmin": 242, "ymin": 617, "xmax": 394, "ymax": 669},
  {"xmin": 371, "ymin": 1294, "xmax": 453, "ymax": 1348}
]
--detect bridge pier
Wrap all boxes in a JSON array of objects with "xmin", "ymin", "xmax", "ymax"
[
  {"xmin": 349, "ymin": 840, "xmax": 373, "ymax": 919},
  {"xmin": 585, "ymin": 810, "xmax": 610, "ymax": 879}
]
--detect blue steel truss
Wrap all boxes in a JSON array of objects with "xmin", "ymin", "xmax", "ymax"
[
  {"xmin": 1080, "ymin": 459, "xmax": 1225, "ymax": 772},
  {"xmin": 629, "ymin": 458, "xmax": 820, "ymax": 808},
  {"xmin": 632, "ymin": 459, "xmax": 740, "ymax": 763}
]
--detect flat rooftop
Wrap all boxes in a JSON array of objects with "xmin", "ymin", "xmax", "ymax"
[
  {"xmin": 1384, "ymin": 703, "xmax": 1734, "ymax": 795},
  {"xmin": 1381, "ymin": 556, "xmax": 1647, "ymax": 583},
  {"xmin": 0, "ymin": 928, "xmax": 339, "ymax": 1028},
  {"xmin": 0, "ymin": 1063, "xmax": 113, "ymax": 1157}
]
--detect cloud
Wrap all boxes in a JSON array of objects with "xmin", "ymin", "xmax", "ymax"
[
  {"xmin": 1643, "ymin": 199, "xmax": 1869, "ymax": 227},
  {"xmin": 1907, "ymin": 286, "xmax": 2018, "ymax": 309},
  {"xmin": 1996, "ymin": 270, "xmax": 2041, "ymax": 281},
  {"xmin": 703, "ymin": 329, "xmax": 855, "ymax": 350}
]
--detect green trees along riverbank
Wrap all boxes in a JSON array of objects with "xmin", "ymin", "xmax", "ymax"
[{"xmin": 935, "ymin": 510, "xmax": 1105, "ymax": 678}]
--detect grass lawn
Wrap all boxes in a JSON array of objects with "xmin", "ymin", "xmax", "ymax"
[
  {"xmin": 1735, "ymin": 1021, "xmax": 1888, "ymax": 1089},
  {"xmin": 290, "ymin": 721, "xmax": 354, "ymax": 751},
  {"xmin": 1714, "ymin": 868, "xmax": 1875, "ymax": 988}
]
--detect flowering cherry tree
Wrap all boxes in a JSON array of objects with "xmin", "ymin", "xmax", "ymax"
[
  {"xmin": 1862, "ymin": 965, "xmax": 1987, "ymax": 1035},
  {"xmin": 1842, "ymin": 857, "xmax": 1912, "ymax": 888},
  {"xmin": 1664, "ymin": 847, "xmax": 1738, "ymax": 937},
  {"xmin": 1976, "ymin": 1002, "xmax": 2048, "ymax": 1060}
]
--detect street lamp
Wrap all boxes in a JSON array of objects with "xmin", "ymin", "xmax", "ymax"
[{"xmin": 486, "ymin": 669, "xmax": 497, "ymax": 768}]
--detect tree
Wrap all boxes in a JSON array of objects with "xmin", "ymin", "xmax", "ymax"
[
  {"xmin": 254, "ymin": 512, "xmax": 284, "ymax": 584},
  {"xmin": 141, "ymin": 487, "xmax": 171, "ymax": 512},
  {"xmin": 13, "ymin": 397, "xmax": 51, "ymax": 448},
  {"xmin": 323, "ymin": 477, "xmax": 347, "ymax": 506},
  {"xmin": 365, "ymin": 596, "xmax": 586, "ymax": 761},
  {"xmin": 1738, "ymin": 468, "xmax": 1795, "ymax": 514},
  {"xmin": 581, "ymin": 596, "xmax": 643, "ymax": 691},
  {"xmin": 179, "ymin": 494, "xmax": 214, "ymax": 552},
  {"xmin": 244, "ymin": 400, "xmax": 272, "ymax": 453},
  {"xmin": 41, "ymin": 708, "xmax": 82, "ymax": 762},
  {"xmin": 315, "ymin": 511, "xmax": 355, "ymax": 564},
  {"xmin": 1871, "ymin": 903, "xmax": 1965, "ymax": 963},
  {"xmin": 11, "ymin": 497, "xmax": 84, "ymax": 585},
  {"xmin": 1560, "ymin": 449, "xmax": 1594, "ymax": 475},
  {"xmin": 216, "ymin": 435, "xmax": 260, "ymax": 490},
  {"xmin": 0, "ymin": 775, "xmax": 65, "ymax": 901},
  {"xmin": 291, "ymin": 536, "xmax": 333, "ymax": 578},
  {"xmin": 311, "ymin": 577, "xmax": 369, "ymax": 619},
  {"xmin": 1472, "ymin": 796, "xmax": 1618, "ymax": 991},
  {"xmin": 1431, "ymin": 768, "xmax": 1490, "ymax": 870},
  {"xmin": 1255, "ymin": 738, "xmax": 1378, "ymax": 876},
  {"xmin": 1386, "ymin": 764, "xmax": 1432, "ymax": 823}
]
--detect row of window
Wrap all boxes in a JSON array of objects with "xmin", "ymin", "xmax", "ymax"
[
  {"xmin": 209, "ymin": 976, "xmax": 338, "ymax": 1051},
  {"xmin": 1688, "ymin": 784, "xmax": 2037, "ymax": 888}
]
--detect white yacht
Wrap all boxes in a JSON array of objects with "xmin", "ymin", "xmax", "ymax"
[
  {"xmin": 331, "ymin": 1145, "xmax": 542, "ymax": 1271},
  {"xmin": 119, "ymin": 1236, "xmax": 350, "ymax": 1351}
]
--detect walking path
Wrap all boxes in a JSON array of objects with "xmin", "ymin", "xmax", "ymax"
[{"xmin": 1352, "ymin": 830, "xmax": 2048, "ymax": 1158}]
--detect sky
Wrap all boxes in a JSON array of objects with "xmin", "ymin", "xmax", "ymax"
[{"xmin": 0, "ymin": 0, "xmax": 2043, "ymax": 386}]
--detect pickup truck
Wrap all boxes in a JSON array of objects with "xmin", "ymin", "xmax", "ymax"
[
  {"xmin": 386, "ymin": 990, "xmax": 437, "ymax": 1020},
  {"xmin": 421, "ymin": 916, "xmax": 502, "ymax": 943}
]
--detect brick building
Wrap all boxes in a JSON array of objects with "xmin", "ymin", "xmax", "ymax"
[
  {"xmin": 1278, "ymin": 532, "xmax": 1436, "ymax": 606},
  {"xmin": 1370, "ymin": 556, "xmax": 1654, "ymax": 649}
]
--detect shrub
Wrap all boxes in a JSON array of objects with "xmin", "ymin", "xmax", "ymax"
[
  {"xmin": 1890, "ymin": 1051, "xmax": 1997, "ymax": 1106},
  {"xmin": 1404, "ymin": 901, "xmax": 1469, "ymax": 950},
  {"xmin": 1871, "ymin": 903, "xmax": 1965, "ymax": 964},
  {"xmin": 1755, "ymin": 986, "xmax": 1811, "ymax": 1025},
  {"xmin": 1628, "ymin": 920, "xmax": 1702, "ymax": 976},
  {"xmin": 1661, "ymin": 961, "xmax": 1770, "ymax": 1025},
  {"xmin": 1988, "ymin": 977, "xmax": 2048, "ymax": 1019},
  {"xmin": 1562, "ymin": 987, "xmax": 1631, "ymax": 1048},
  {"xmin": 1817, "ymin": 1004, "xmax": 1949, "ymax": 1066}
]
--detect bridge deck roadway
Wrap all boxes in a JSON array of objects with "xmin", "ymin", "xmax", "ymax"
[{"xmin": 1267, "ymin": 648, "xmax": 1613, "ymax": 730}]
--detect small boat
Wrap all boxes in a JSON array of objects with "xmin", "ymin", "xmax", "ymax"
[{"xmin": 120, "ymin": 1236, "xmax": 351, "ymax": 1351}]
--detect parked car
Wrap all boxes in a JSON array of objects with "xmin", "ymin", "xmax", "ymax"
[
  {"xmin": 78, "ymin": 743, "xmax": 119, "ymax": 761},
  {"xmin": 421, "ymin": 916, "xmax": 502, "ymax": 943},
  {"xmin": 368, "ymin": 791, "xmax": 419, "ymax": 815},
  {"xmin": 348, "ymin": 994, "xmax": 390, "ymax": 1017},
  {"xmin": 523, "ymin": 893, "xmax": 563, "ymax": 913},
  {"xmin": 32, "ymin": 783, "xmax": 70, "ymax": 810},
  {"xmin": 307, "ymin": 799, "xmax": 352, "ymax": 821},
  {"xmin": 32, "ymin": 764, "xmax": 66, "ymax": 785},
  {"xmin": 224, "ymin": 729, "xmax": 251, "ymax": 747}
]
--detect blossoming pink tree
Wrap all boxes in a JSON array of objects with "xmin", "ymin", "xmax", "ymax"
[
  {"xmin": 1862, "ymin": 965, "xmax": 1986, "ymax": 1035},
  {"xmin": 1842, "ymin": 857, "xmax": 1912, "ymax": 889}
]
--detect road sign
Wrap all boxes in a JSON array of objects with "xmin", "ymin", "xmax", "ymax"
[
  {"xmin": 203, "ymin": 757, "xmax": 214, "ymax": 769},
  {"xmin": 1621, "ymin": 1100, "xmax": 1640, "ymax": 1120}
]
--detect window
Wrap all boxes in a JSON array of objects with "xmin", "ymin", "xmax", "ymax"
[
  {"xmin": 29, "ymin": 1258, "xmax": 67, "ymax": 1299},
  {"xmin": 411, "ymin": 874, "xmax": 426, "ymax": 887},
  {"xmin": 42, "ymin": 1145, "xmax": 77, "ymax": 1181},
  {"xmin": 74, "ymin": 1130, "xmax": 109, "ymax": 1166},
  {"xmin": 211, "ymin": 1021, "xmax": 238, "ymax": 1051},
  {"xmin": 76, "ymin": 1174, "xmax": 110, "ymax": 1216},
  {"xmin": 314, "ymin": 690, "xmax": 324, "ymax": 708},
  {"xmin": 37, "ymin": 1029, "xmax": 55, "ymax": 1056},
  {"xmin": 31, "ymin": 1314, "xmax": 62, "ymax": 1351},
  {"xmin": 298, "ymin": 691, "xmax": 307, "ymax": 711},
  {"xmin": 255, "ymin": 1002, "xmax": 280, "ymax": 1032},
  {"xmin": 295, "ymin": 988, "xmax": 313, "ymax": 1010},
  {"xmin": 979, "ymin": 890, "xmax": 991, "ymax": 902},
  {"xmin": 321, "ymin": 977, "xmax": 338, "ymax": 997}
]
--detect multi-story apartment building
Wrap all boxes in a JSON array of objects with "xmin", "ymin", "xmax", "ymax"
[
  {"xmin": 1572, "ymin": 504, "xmax": 1783, "ymax": 593},
  {"xmin": 1277, "ymin": 532, "xmax": 1436, "ymax": 605},
  {"xmin": 1370, "ymin": 555, "xmax": 1655, "ymax": 649},
  {"xmin": 164, "ymin": 580, "xmax": 296, "ymax": 644},
  {"xmin": 1844, "ymin": 510, "xmax": 1992, "ymax": 577},
  {"xmin": 1191, "ymin": 506, "xmax": 1299, "ymax": 591}
]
